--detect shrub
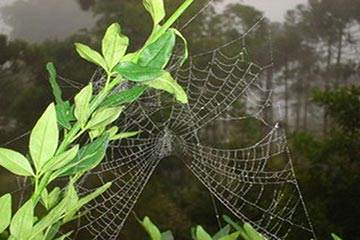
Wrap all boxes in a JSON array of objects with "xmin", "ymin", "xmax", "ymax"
[{"xmin": 0, "ymin": 0, "xmax": 193, "ymax": 239}]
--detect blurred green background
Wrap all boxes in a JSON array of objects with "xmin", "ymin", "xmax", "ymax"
[{"xmin": 0, "ymin": 0, "xmax": 359, "ymax": 239}]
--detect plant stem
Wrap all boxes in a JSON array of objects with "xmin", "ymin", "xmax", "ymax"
[
  {"xmin": 32, "ymin": 172, "xmax": 51, "ymax": 204},
  {"xmin": 136, "ymin": 0, "xmax": 194, "ymax": 60},
  {"xmin": 155, "ymin": 0, "xmax": 194, "ymax": 40}
]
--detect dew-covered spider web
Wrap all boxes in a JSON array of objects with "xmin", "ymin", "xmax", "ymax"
[
  {"xmin": 70, "ymin": 20, "xmax": 317, "ymax": 240},
  {"xmin": 6, "ymin": 2, "xmax": 318, "ymax": 240}
]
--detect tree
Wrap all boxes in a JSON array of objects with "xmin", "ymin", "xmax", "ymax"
[
  {"xmin": 292, "ymin": 86, "xmax": 360, "ymax": 239},
  {"xmin": 294, "ymin": 0, "xmax": 360, "ymax": 133}
]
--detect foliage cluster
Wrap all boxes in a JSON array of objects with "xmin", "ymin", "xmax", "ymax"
[
  {"xmin": 139, "ymin": 216, "xmax": 343, "ymax": 240},
  {"xmin": 0, "ymin": 0, "xmax": 192, "ymax": 239},
  {"xmin": 291, "ymin": 86, "xmax": 360, "ymax": 238}
]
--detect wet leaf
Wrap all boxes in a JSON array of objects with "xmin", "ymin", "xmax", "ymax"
[
  {"xmin": 101, "ymin": 85, "xmax": 147, "ymax": 108},
  {"xmin": 0, "ymin": 148, "xmax": 34, "ymax": 176},
  {"xmin": 29, "ymin": 103, "xmax": 59, "ymax": 172},
  {"xmin": 75, "ymin": 43, "xmax": 107, "ymax": 71},
  {"xmin": 58, "ymin": 134, "xmax": 109, "ymax": 176},
  {"xmin": 86, "ymin": 106, "xmax": 123, "ymax": 130},
  {"xmin": 142, "ymin": 217, "xmax": 162, "ymax": 240},
  {"xmin": 143, "ymin": 0, "xmax": 165, "ymax": 26},
  {"xmin": 115, "ymin": 62, "xmax": 164, "ymax": 82},
  {"xmin": 0, "ymin": 194, "xmax": 12, "ymax": 233},
  {"xmin": 74, "ymin": 84, "xmax": 93, "ymax": 128},
  {"xmin": 10, "ymin": 199, "xmax": 33, "ymax": 239},
  {"xmin": 42, "ymin": 145, "xmax": 79, "ymax": 173},
  {"xmin": 139, "ymin": 30, "xmax": 175, "ymax": 68},
  {"xmin": 218, "ymin": 232, "xmax": 240, "ymax": 240},
  {"xmin": 56, "ymin": 101, "xmax": 75, "ymax": 130},
  {"xmin": 46, "ymin": 62, "xmax": 63, "ymax": 104},
  {"xmin": 102, "ymin": 23, "xmax": 129, "ymax": 71},
  {"xmin": 196, "ymin": 226, "xmax": 212, "ymax": 240},
  {"xmin": 144, "ymin": 72, "xmax": 187, "ymax": 103}
]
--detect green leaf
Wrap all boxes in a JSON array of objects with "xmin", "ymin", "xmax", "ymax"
[
  {"xmin": 31, "ymin": 231, "xmax": 45, "ymax": 240},
  {"xmin": 243, "ymin": 223, "xmax": 264, "ymax": 240},
  {"xmin": 31, "ymin": 183, "xmax": 76, "ymax": 239},
  {"xmin": 30, "ymin": 103, "xmax": 59, "ymax": 172},
  {"xmin": 218, "ymin": 232, "xmax": 240, "ymax": 240},
  {"xmin": 63, "ymin": 183, "xmax": 79, "ymax": 223},
  {"xmin": 161, "ymin": 230, "xmax": 174, "ymax": 240},
  {"xmin": 41, "ymin": 187, "xmax": 61, "ymax": 210},
  {"xmin": 142, "ymin": 217, "xmax": 162, "ymax": 240},
  {"xmin": 222, "ymin": 217, "xmax": 249, "ymax": 240},
  {"xmin": 10, "ymin": 199, "xmax": 33, "ymax": 240},
  {"xmin": 122, "ymin": 52, "xmax": 138, "ymax": 62},
  {"xmin": 40, "ymin": 188, "xmax": 49, "ymax": 209},
  {"xmin": 57, "ymin": 134, "xmax": 109, "ymax": 177},
  {"xmin": 0, "ymin": 148, "xmax": 34, "ymax": 176},
  {"xmin": 171, "ymin": 28, "xmax": 189, "ymax": 66},
  {"xmin": 86, "ymin": 106, "xmax": 124, "ymax": 130},
  {"xmin": 63, "ymin": 182, "xmax": 112, "ymax": 223},
  {"xmin": 331, "ymin": 233, "xmax": 343, "ymax": 240},
  {"xmin": 143, "ymin": 0, "xmax": 165, "ymax": 26},
  {"xmin": 53, "ymin": 231, "xmax": 73, "ymax": 240},
  {"xmin": 213, "ymin": 225, "xmax": 231, "ymax": 240},
  {"xmin": 75, "ymin": 43, "xmax": 108, "ymax": 71},
  {"xmin": 223, "ymin": 215, "xmax": 242, "ymax": 232},
  {"xmin": 43, "ymin": 222, "xmax": 60, "ymax": 240},
  {"xmin": 46, "ymin": 187, "xmax": 61, "ymax": 210},
  {"xmin": 191, "ymin": 227, "xmax": 196, "ymax": 240},
  {"xmin": 102, "ymin": 23, "xmax": 129, "ymax": 71},
  {"xmin": 74, "ymin": 84, "xmax": 93, "ymax": 128},
  {"xmin": 106, "ymin": 126, "xmax": 119, "ymax": 139},
  {"xmin": 115, "ymin": 62, "xmax": 164, "ymax": 82},
  {"xmin": 0, "ymin": 194, "xmax": 11, "ymax": 233},
  {"xmin": 56, "ymin": 101, "xmax": 75, "ymax": 130},
  {"xmin": 101, "ymin": 85, "xmax": 147, "ymax": 108},
  {"xmin": 79, "ymin": 182, "xmax": 111, "ymax": 207},
  {"xmin": 46, "ymin": 62, "xmax": 63, "ymax": 104},
  {"xmin": 105, "ymin": 126, "xmax": 141, "ymax": 140},
  {"xmin": 144, "ymin": 72, "xmax": 188, "ymax": 103},
  {"xmin": 42, "ymin": 145, "xmax": 79, "ymax": 173},
  {"xmin": 139, "ymin": 30, "xmax": 176, "ymax": 68},
  {"xmin": 110, "ymin": 131, "xmax": 141, "ymax": 140},
  {"xmin": 195, "ymin": 226, "xmax": 212, "ymax": 240},
  {"xmin": 89, "ymin": 127, "xmax": 106, "ymax": 141}
]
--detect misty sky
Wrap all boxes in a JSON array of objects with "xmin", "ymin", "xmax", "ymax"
[
  {"xmin": 0, "ymin": 0, "xmax": 94, "ymax": 42},
  {"xmin": 0, "ymin": 0, "xmax": 308, "ymax": 42},
  {"xmin": 238, "ymin": 0, "xmax": 307, "ymax": 22}
]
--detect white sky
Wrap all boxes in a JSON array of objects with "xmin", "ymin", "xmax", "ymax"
[
  {"xmin": 224, "ymin": 0, "xmax": 308, "ymax": 22},
  {"xmin": 0, "ymin": 0, "xmax": 309, "ymax": 42}
]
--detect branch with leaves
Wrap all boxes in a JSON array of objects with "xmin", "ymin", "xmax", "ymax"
[
  {"xmin": 0, "ymin": 0, "xmax": 193, "ymax": 239},
  {"xmin": 140, "ymin": 216, "xmax": 345, "ymax": 240}
]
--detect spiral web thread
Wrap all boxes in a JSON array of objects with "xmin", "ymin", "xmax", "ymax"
[
  {"xmin": 67, "ymin": 16, "xmax": 318, "ymax": 240},
  {"xmin": 3, "ymin": 3, "xmax": 318, "ymax": 240}
]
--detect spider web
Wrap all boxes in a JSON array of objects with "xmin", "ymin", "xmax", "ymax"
[
  {"xmin": 2, "ymin": 2, "xmax": 318, "ymax": 240},
  {"xmin": 70, "ymin": 17, "xmax": 316, "ymax": 240}
]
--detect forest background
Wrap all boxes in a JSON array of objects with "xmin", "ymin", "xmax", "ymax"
[{"xmin": 0, "ymin": 0, "xmax": 359, "ymax": 239}]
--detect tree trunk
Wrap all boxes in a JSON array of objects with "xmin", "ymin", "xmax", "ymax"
[
  {"xmin": 323, "ymin": 40, "xmax": 333, "ymax": 134},
  {"xmin": 295, "ymin": 74, "xmax": 303, "ymax": 131},
  {"xmin": 303, "ymin": 72, "xmax": 310, "ymax": 131},
  {"xmin": 335, "ymin": 26, "xmax": 344, "ymax": 88},
  {"xmin": 284, "ymin": 62, "xmax": 289, "ymax": 127}
]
